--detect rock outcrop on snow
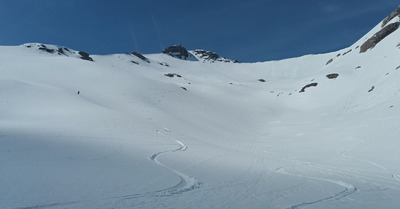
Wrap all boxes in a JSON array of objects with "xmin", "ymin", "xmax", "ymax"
[
  {"xmin": 360, "ymin": 22, "xmax": 400, "ymax": 53},
  {"xmin": 78, "ymin": 51, "xmax": 93, "ymax": 61},
  {"xmin": 382, "ymin": 5, "xmax": 400, "ymax": 28},
  {"xmin": 299, "ymin": 83, "xmax": 318, "ymax": 93},
  {"xmin": 131, "ymin": 52, "xmax": 150, "ymax": 63},
  {"xmin": 23, "ymin": 43, "xmax": 94, "ymax": 61},
  {"xmin": 162, "ymin": 45, "xmax": 197, "ymax": 61},
  {"xmin": 192, "ymin": 49, "xmax": 239, "ymax": 63}
]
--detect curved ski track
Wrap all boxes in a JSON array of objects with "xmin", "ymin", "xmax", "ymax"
[{"xmin": 123, "ymin": 129, "xmax": 200, "ymax": 199}]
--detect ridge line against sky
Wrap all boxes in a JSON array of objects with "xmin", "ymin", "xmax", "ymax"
[{"xmin": 0, "ymin": 0, "xmax": 399, "ymax": 62}]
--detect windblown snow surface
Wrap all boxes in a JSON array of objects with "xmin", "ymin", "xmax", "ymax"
[{"xmin": 1, "ymin": 15, "xmax": 400, "ymax": 209}]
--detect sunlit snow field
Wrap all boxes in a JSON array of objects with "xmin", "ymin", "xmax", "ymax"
[{"xmin": 1, "ymin": 16, "xmax": 400, "ymax": 209}]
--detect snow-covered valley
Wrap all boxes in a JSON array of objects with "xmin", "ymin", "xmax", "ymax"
[{"xmin": 1, "ymin": 7, "xmax": 400, "ymax": 209}]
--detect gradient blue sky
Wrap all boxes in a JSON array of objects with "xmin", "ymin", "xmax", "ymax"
[{"xmin": 0, "ymin": 0, "xmax": 399, "ymax": 62}]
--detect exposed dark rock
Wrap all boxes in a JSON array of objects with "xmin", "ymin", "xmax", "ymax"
[
  {"xmin": 194, "ymin": 50, "xmax": 219, "ymax": 60},
  {"xmin": 336, "ymin": 53, "xmax": 341, "ymax": 57},
  {"xmin": 368, "ymin": 86, "xmax": 375, "ymax": 92},
  {"xmin": 355, "ymin": 46, "xmax": 360, "ymax": 49},
  {"xmin": 397, "ymin": 43, "xmax": 400, "ymax": 48},
  {"xmin": 131, "ymin": 52, "xmax": 150, "ymax": 63},
  {"xmin": 38, "ymin": 44, "xmax": 55, "ymax": 53},
  {"xmin": 360, "ymin": 22, "xmax": 400, "ymax": 53},
  {"xmin": 396, "ymin": 66, "xmax": 400, "ymax": 70},
  {"xmin": 162, "ymin": 45, "xmax": 192, "ymax": 60},
  {"xmin": 356, "ymin": 66, "xmax": 362, "ymax": 69},
  {"xmin": 193, "ymin": 49, "xmax": 239, "ymax": 63},
  {"xmin": 258, "ymin": 79, "xmax": 266, "ymax": 82},
  {"xmin": 57, "ymin": 48, "xmax": 65, "ymax": 55},
  {"xmin": 326, "ymin": 73, "xmax": 339, "ymax": 79},
  {"xmin": 159, "ymin": 62, "xmax": 169, "ymax": 67},
  {"xmin": 343, "ymin": 49, "xmax": 352, "ymax": 56},
  {"xmin": 382, "ymin": 5, "xmax": 400, "ymax": 28},
  {"xmin": 181, "ymin": 87, "xmax": 187, "ymax": 91},
  {"xmin": 131, "ymin": 61, "xmax": 139, "ymax": 65},
  {"xmin": 164, "ymin": 73, "xmax": 182, "ymax": 78},
  {"xmin": 326, "ymin": 58, "xmax": 333, "ymax": 65},
  {"xmin": 299, "ymin": 83, "xmax": 318, "ymax": 93},
  {"xmin": 78, "ymin": 51, "xmax": 93, "ymax": 61}
]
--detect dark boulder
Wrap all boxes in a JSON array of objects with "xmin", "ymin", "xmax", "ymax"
[
  {"xmin": 326, "ymin": 73, "xmax": 339, "ymax": 79},
  {"xmin": 326, "ymin": 58, "xmax": 333, "ymax": 65},
  {"xmin": 131, "ymin": 52, "xmax": 150, "ymax": 63},
  {"xmin": 368, "ymin": 86, "xmax": 375, "ymax": 92},
  {"xmin": 360, "ymin": 22, "xmax": 400, "ymax": 53},
  {"xmin": 164, "ymin": 73, "xmax": 182, "ymax": 78},
  {"xmin": 342, "ymin": 49, "xmax": 352, "ymax": 56},
  {"xmin": 78, "ymin": 51, "xmax": 93, "ymax": 61},
  {"xmin": 299, "ymin": 83, "xmax": 318, "ymax": 93}
]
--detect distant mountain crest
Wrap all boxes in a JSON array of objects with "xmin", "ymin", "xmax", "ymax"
[
  {"xmin": 192, "ymin": 49, "xmax": 239, "ymax": 63},
  {"xmin": 162, "ymin": 45, "xmax": 198, "ymax": 61},
  {"xmin": 162, "ymin": 44, "xmax": 238, "ymax": 63},
  {"xmin": 23, "ymin": 43, "xmax": 93, "ymax": 61}
]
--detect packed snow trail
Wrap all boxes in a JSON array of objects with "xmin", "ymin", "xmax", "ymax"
[{"xmin": 123, "ymin": 129, "xmax": 200, "ymax": 199}]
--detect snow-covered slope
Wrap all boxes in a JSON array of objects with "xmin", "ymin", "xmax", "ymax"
[{"xmin": 1, "ymin": 6, "xmax": 400, "ymax": 209}]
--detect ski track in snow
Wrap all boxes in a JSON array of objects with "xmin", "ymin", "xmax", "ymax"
[
  {"xmin": 122, "ymin": 129, "xmax": 200, "ymax": 199},
  {"xmin": 14, "ymin": 201, "xmax": 78, "ymax": 209},
  {"xmin": 276, "ymin": 166, "xmax": 358, "ymax": 209}
]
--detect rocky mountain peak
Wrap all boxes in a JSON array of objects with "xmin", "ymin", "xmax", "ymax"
[
  {"xmin": 192, "ymin": 50, "xmax": 239, "ymax": 63},
  {"xmin": 162, "ymin": 44, "xmax": 197, "ymax": 61}
]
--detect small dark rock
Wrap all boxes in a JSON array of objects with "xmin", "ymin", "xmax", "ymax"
[
  {"xmin": 360, "ymin": 22, "xmax": 400, "ymax": 53},
  {"xmin": 78, "ymin": 51, "xmax": 93, "ymax": 61},
  {"xmin": 355, "ymin": 66, "xmax": 362, "ymax": 69},
  {"xmin": 159, "ymin": 62, "xmax": 169, "ymax": 67},
  {"xmin": 355, "ymin": 46, "xmax": 360, "ymax": 49},
  {"xmin": 343, "ymin": 49, "xmax": 352, "ymax": 56},
  {"xmin": 299, "ymin": 83, "xmax": 318, "ymax": 93},
  {"xmin": 181, "ymin": 87, "xmax": 187, "ymax": 91},
  {"xmin": 368, "ymin": 86, "xmax": 375, "ymax": 92},
  {"xmin": 396, "ymin": 66, "xmax": 400, "ymax": 70},
  {"xmin": 326, "ymin": 73, "xmax": 339, "ymax": 79},
  {"xmin": 131, "ymin": 52, "xmax": 150, "ymax": 63},
  {"xmin": 258, "ymin": 79, "xmax": 266, "ymax": 82},
  {"xmin": 336, "ymin": 53, "xmax": 341, "ymax": 57},
  {"xmin": 131, "ymin": 61, "xmax": 139, "ymax": 65},
  {"xmin": 164, "ymin": 73, "xmax": 182, "ymax": 78},
  {"xmin": 326, "ymin": 58, "xmax": 333, "ymax": 65}
]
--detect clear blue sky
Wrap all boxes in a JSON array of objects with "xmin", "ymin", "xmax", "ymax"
[{"xmin": 0, "ymin": 0, "xmax": 398, "ymax": 62}]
